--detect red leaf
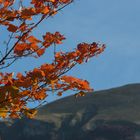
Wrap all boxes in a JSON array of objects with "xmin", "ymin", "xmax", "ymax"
[{"xmin": 7, "ymin": 24, "xmax": 18, "ymax": 32}]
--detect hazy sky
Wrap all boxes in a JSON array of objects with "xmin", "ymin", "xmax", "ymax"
[{"xmin": 1, "ymin": 0, "xmax": 140, "ymax": 102}]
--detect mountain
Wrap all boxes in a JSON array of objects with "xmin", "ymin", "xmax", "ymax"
[{"xmin": 1, "ymin": 84, "xmax": 140, "ymax": 140}]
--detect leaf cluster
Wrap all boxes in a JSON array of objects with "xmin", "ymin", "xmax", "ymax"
[{"xmin": 0, "ymin": 0, "xmax": 105, "ymax": 118}]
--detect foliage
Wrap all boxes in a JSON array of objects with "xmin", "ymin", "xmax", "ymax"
[{"xmin": 0, "ymin": 0, "xmax": 105, "ymax": 118}]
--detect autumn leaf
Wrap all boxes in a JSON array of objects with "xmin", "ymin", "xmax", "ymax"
[
  {"xmin": 57, "ymin": 91, "xmax": 63, "ymax": 96},
  {"xmin": 49, "ymin": 0, "xmax": 55, "ymax": 2},
  {"xmin": 0, "ymin": 108, "xmax": 8, "ymax": 118},
  {"xmin": 9, "ymin": 112, "xmax": 20, "ymax": 119},
  {"xmin": 29, "ymin": 68, "xmax": 46, "ymax": 79},
  {"xmin": 37, "ymin": 48, "xmax": 45, "ymax": 57},
  {"xmin": 3, "ymin": 1, "xmax": 10, "ymax": 7},
  {"xmin": 14, "ymin": 43, "xmax": 28, "ymax": 55},
  {"xmin": 20, "ymin": 90, "xmax": 30, "ymax": 96},
  {"xmin": 27, "ymin": 36, "xmax": 41, "ymax": 43},
  {"xmin": 41, "ymin": 6, "xmax": 50, "ymax": 14},
  {"xmin": 19, "ymin": 22, "xmax": 27, "ymax": 32},
  {"xmin": 7, "ymin": 24, "xmax": 18, "ymax": 32},
  {"xmin": 21, "ymin": 8, "xmax": 36, "ymax": 20},
  {"xmin": 60, "ymin": 0, "xmax": 71, "ymax": 4},
  {"xmin": 34, "ymin": 89, "xmax": 47, "ymax": 100}
]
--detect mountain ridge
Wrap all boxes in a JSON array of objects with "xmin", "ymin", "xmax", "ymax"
[{"xmin": 1, "ymin": 83, "xmax": 140, "ymax": 140}]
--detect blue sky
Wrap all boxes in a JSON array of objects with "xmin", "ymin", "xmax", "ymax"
[
  {"xmin": 1, "ymin": 0, "xmax": 140, "ymax": 102},
  {"xmin": 48, "ymin": 0, "xmax": 140, "ymax": 91}
]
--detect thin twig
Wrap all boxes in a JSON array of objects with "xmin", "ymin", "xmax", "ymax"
[
  {"xmin": 0, "ymin": 58, "xmax": 17, "ymax": 70},
  {"xmin": 5, "ymin": 33, "xmax": 14, "ymax": 55}
]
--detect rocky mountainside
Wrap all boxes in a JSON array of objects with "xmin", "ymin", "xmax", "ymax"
[{"xmin": 1, "ymin": 84, "xmax": 140, "ymax": 140}]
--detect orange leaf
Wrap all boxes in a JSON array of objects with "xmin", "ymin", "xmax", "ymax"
[
  {"xmin": 21, "ymin": 8, "xmax": 35, "ymax": 17},
  {"xmin": 9, "ymin": 112, "xmax": 20, "ymax": 119},
  {"xmin": 0, "ymin": 108, "xmax": 8, "ymax": 118},
  {"xmin": 42, "ymin": 6, "xmax": 50, "ymax": 14},
  {"xmin": 31, "ymin": 68, "xmax": 46, "ymax": 78},
  {"xmin": 50, "ymin": 0, "xmax": 55, "ymax": 2},
  {"xmin": 57, "ymin": 91, "xmax": 62, "ymax": 96},
  {"xmin": 14, "ymin": 43, "xmax": 27, "ymax": 55},
  {"xmin": 27, "ymin": 36, "xmax": 41, "ymax": 43},
  {"xmin": 37, "ymin": 48, "xmax": 45, "ymax": 57},
  {"xmin": 34, "ymin": 89, "xmax": 47, "ymax": 100},
  {"xmin": 3, "ymin": 1, "xmax": 10, "ymax": 7}
]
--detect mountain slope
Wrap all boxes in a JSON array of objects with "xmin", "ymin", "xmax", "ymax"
[{"xmin": 1, "ymin": 84, "xmax": 140, "ymax": 140}]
